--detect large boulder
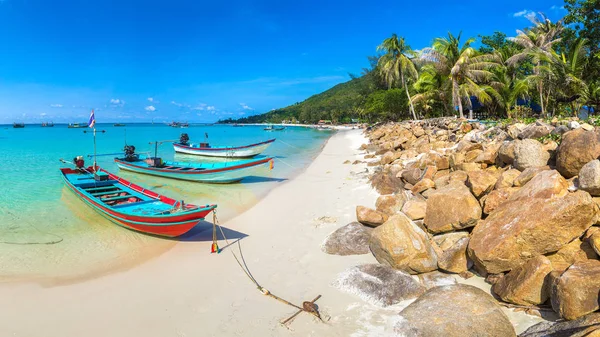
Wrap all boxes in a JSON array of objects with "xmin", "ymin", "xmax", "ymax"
[
  {"xmin": 498, "ymin": 141, "xmax": 516, "ymax": 166},
  {"xmin": 495, "ymin": 169, "xmax": 521, "ymax": 189},
  {"xmin": 482, "ymin": 187, "xmax": 518, "ymax": 215},
  {"xmin": 467, "ymin": 171, "xmax": 498, "ymax": 198},
  {"xmin": 333, "ymin": 264, "xmax": 425, "ymax": 307},
  {"xmin": 411, "ymin": 178, "xmax": 435, "ymax": 194},
  {"xmin": 513, "ymin": 139, "xmax": 550, "ymax": 171},
  {"xmin": 322, "ymin": 222, "xmax": 373, "ymax": 256},
  {"xmin": 402, "ymin": 168, "xmax": 423, "ymax": 185},
  {"xmin": 432, "ymin": 232, "xmax": 471, "ymax": 273},
  {"xmin": 546, "ymin": 239, "xmax": 597, "ymax": 272},
  {"xmin": 369, "ymin": 214, "xmax": 438, "ymax": 274},
  {"xmin": 424, "ymin": 182, "xmax": 482, "ymax": 234},
  {"xmin": 402, "ymin": 199, "xmax": 427, "ymax": 220},
  {"xmin": 508, "ymin": 170, "xmax": 569, "ymax": 202},
  {"xmin": 375, "ymin": 192, "xmax": 409, "ymax": 216},
  {"xmin": 551, "ymin": 260, "xmax": 600, "ymax": 320},
  {"xmin": 394, "ymin": 284, "xmax": 516, "ymax": 337},
  {"xmin": 356, "ymin": 206, "xmax": 387, "ymax": 227},
  {"xmin": 491, "ymin": 255, "xmax": 553, "ymax": 305},
  {"xmin": 519, "ymin": 312, "xmax": 600, "ymax": 337},
  {"xmin": 579, "ymin": 160, "xmax": 600, "ymax": 196},
  {"xmin": 469, "ymin": 191, "xmax": 596, "ymax": 274},
  {"xmin": 556, "ymin": 128, "xmax": 600, "ymax": 178},
  {"xmin": 517, "ymin": 122, "xmax": 553, "ymax": 140},
  {"xmin": 370, "ymin": 169, "xmax": 404, "ymax": 195}
]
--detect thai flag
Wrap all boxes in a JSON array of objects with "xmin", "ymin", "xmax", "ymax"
[{"xmin": 88, "ymin": 109, "xmax": 96, "ymax": 128}]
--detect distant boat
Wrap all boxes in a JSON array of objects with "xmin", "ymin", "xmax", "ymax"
[
  {"xmin": 41, "ymin": 122, "xmax": 54, "ymax": 127},
  {"xmin": 169, "ymin": 121, "xmax": 189, "ymax": 128},
  {"xmin": 232, "ymin": 124, "xmax": 243, "ymax": 127},
  {"xmin": 68, "ymin": 123, "xmax": 85, "ymax": 128},
  {"xmin": 113, "ymin": 123, "xmax": 126, "ymax": 127},
  {"xmin": 264, "ymin": 125, "xmax": 285, "ymax": 131},
  {"xmin": 174, "ymin": 138, "xmax": 276, "ymax": 158},
  {"xmin": 13, "ymin": 123, "xmax": 25, "ymax": 128},
  {"xmin": 59, "ymin": 166, "xmax": 217, "ymax": 237},
  {"xmin": 115, "ymin": 153, "xmax": 274, "ymax": 184}
]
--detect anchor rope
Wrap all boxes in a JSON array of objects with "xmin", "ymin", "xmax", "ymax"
[
  {"xmin": 210, "ymin": 210, "xmax": 319, "ymax": 316},
  {"xmin": 0, "ymin": 210, "xmax": 64, "ymax": 245}
]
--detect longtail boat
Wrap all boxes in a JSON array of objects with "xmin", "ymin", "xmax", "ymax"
[
  {"xmin": 173, "ymin": 138, "xmax": 276, "ymax": 158},
  {"xmin": 60, "ymin": 166, "xmax": 216, "ymax": 237},
  {"xmin": 115, "ymin": 154, "xmax": 274, "ymax": 183}
]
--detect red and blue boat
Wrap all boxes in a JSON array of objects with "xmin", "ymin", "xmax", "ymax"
[{"xmin": 60, "ymin": 166, "xmax": 216, "ymax": 237}]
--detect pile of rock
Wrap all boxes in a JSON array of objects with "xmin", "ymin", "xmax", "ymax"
[{"xmin": 326, "ymin": 117, "xmax": 600, "ymax": 335}]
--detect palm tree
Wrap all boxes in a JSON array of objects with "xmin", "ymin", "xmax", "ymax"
[
  {"xmin": 507, "ymin": 14, "xmax": 564, "ymax": 116},
  {"xmin": 420, "ymin": 32, "xmax": 500, "ymax": 119},
  {"xmin": 377, "ymin": 34, "xmax": 418, "ymax": 120},
  {"xmin": 553, "ymin": 37, "xmax": 588, "ymax": 115}
]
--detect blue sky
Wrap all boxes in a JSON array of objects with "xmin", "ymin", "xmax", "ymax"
[{"xmin": 0, "ymin": 0, "xmax": 567, "ymax": 123}]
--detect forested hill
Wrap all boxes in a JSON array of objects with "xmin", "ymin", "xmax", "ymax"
[{"xmin": 219, "ymin": 72, "xmax": 386, "ymax": 124}]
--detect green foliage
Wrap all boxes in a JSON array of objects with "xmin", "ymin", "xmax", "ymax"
[{"xmin": 537, "ymin": 133, "xmax": 562, "ymax": 144}]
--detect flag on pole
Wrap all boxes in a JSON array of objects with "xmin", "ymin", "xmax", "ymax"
[{"xmin": 88, "ymin": 109, "xmax": 96, "ymax": 128}]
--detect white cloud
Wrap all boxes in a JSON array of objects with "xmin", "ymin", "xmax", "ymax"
[
  {"xmin": 513, "ymin": 9, "xmax": 536, "ymax": 20},
  {"xmin": 192, "ymin": 103, "xmax": 208, "ymax": 111},
  {"xmin": 550, "ymin": 5, "xmax": 565, "ymax": 11},
  {"xmin": 207, "ymin": 106, "xmax": 216, "ymax": 111},
  {"xmin": 147, "ymin": 97, "xmax": 154, "ymax": 102},
  {"xmin": 50, "ymin": 104, "xmax": 63, "ymax": 108},
  {"xmin": 171, "ymin": 101, "xmax": 183, "ymax": 107},
  {"xmin": 239, "ymin": 103, "xmax": 254, "ymax": 110},
  {"xmin": 40, "ymin": 113, "xmax": 47, "ymax": 116},
  {"xmin": 110, "ymin": 98, "xmax": 125, "ymax": 106},
  {"xmin": 145, "ymin": 105, "xmax": 156, "ymax": 112}
]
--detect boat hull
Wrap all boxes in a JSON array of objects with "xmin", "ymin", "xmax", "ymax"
[
  {"xmin": 115, "ymin": 157, "xmax": 273, "ymax": 183},
  {"xmin": 173, "ymin": 139, "xmax": 275, "ymax": 158},
  {"xmin": 60, "ymin": 167, "xmax": 216, "ymax": 237}
]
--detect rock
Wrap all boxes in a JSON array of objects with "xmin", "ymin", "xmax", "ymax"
[
  {"xmin": 467, "ymin": 171, "xmax": 498, "ymax": 198},
  {"xmin": 518, "ymin": 123, "xmax": 552, "ymax": 140},
  {"xmin": 369, "ymin": 214, "xmax": 438, "ymax": 274},
  {"xmin": 465, "ymin": 149, "xmax": 483, "ymax": 163},
  {"xmin": 552, "ymin": 125, "xmax": 570, "ymax": 136},
  {"xmin": 590, "ymin": 232, "xmax": 600, "ymax": 256},
  {"xmin": 401, "ymin": 168, "xmax": 423, "ymax": 185},
  {"xmin": 421, "ymin": 165, "xmax": 437, "ymax": 180},
  {"xmin": 508, "ymin": 123, "xmax": 527, "ymax": 139},
  {"xmin": 457, "ymin": 141, "xmax": 483, "ymax": 153},
  {"xmin": 556, "ymin": 129, "xmax": 600, "ymax": 178},
  {"xmin": 424, "ymin": 182, "xmax": 482, "ymax": 234},
  {"xmin": 432, "ymin": 232, "xmax": 471, "ymax": 273},
  {"xmin": 513, "ymin": 167, "xmax": 549, "ymax": 187},
  {"xmin": 411, "ymin": 178, "xmax": 435, "ymax": 194},
  {"xmin": 449, "ymin": 170, "xmax": 468, "ymax": 184},
  {"xmin": 475, "ymin": 144, "xmax": 501, "ymax": 165},
  {"xmin": 581, "ymin": 123, "xmax": 595, "ymax": 131},
  {"xmin": 370, "ymin": 169, "xmax": 404, "ymax": 195},
  {"xmin": 552, "ymin": 260, "xmax": 600, "ymax": 320},
  {"xmin": 519, "ymin": 312, "xmax": 600, "ymax": 337},
  {"xmin": 569, "ymin": 121, "xmax": 581, "ymax": 129},
  {"xmin": 449, "ymin": 152, "xmax": 465, "ymax": 170},
  {"xmin": 513, "ymin": 139, "xmax": 550, "ymax": 171},
  {"xmin": 375, "ymin": 192, "xmax": 409, "ymax": 216},
  {"xmin": 434, "ymin": 173, "xmax": 451, "ymax": 188},
  {"xmin": 395, "ymin": 284, "xmax": 516, "ymax": 337},
  {"xmin": 402, "ymin": 199, "xmax": 427, "ymax": 220},
  {"xmin": 579, "ymin": 160, "xmax": 600, "ymax": 196},
  {"xmin": 417, "ymin": 271, "xmax": 457, "ymax": 289},
  {"xmin": 380, "ymin": 151, "xmax": 397, "ymax": 165},
  {"xmin": 495, "ymin": 169, "xmax": 521, "ymax": 189},
  {"xmin": 546, "ymin": 239, "xmax": 597, "ymax": 272},
  {"xmin": 356, "ymin": 206, "xmax": 388, "ymax": 227},
  {"xmin": 498, "ymin": 141, "xmax": 516, "ymax": 166},
  {"xmin": 457, "ymin": 162, "xmax": 482, "ymax": 172},
  {"xmin": 491, "ymin": 255, "xmax": 553, "ymax": 305},
  {"xmin": 322, "ymin": 222, "xmax": 373, "ymax": 256},
  {"xmin": 469, "ymin": 191, "xmax": 596, "ymax": 274},
  {"xmin": 508, "ymin": 170, "xmax": 569, "ymax": 202},
  {"xmin": 333, "ymin": 264, "xmax": 425, "ymax": 307},
  {"xmin": 482, "ymin": 188, "xmax": 518, "ymax": 214}
]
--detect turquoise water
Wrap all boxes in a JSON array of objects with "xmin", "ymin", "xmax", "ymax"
[{"xmin": 0, "ymin": 123, "xmax": 331, "ymax": 283}]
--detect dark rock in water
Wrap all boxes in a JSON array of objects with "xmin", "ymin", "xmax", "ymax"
[
  {"xmin": 519, "ymin": 312, "xmax": 600, "ymax": 337},
  {"xmin": 322, "ymin": 222, "xmax": 372, "ymax": 256},
  {"xmin": 370, "ymin": 169, "xmax": 404, "ymax": 195},
  {"xmin": 395, "ymin": 284, "xmax": 516, "ymax": 337},
  {"xmin": 333, "ymin": 264, "xmax": 425, "ymax": 307}
]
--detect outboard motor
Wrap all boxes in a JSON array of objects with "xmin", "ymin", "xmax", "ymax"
[
  {"xmin": 123, "ymin": 145, "xmax": 137, "ymax": 161},
  {"xmin": 180, "ymin": 133, "xmax": 190, "ymax": 145},
  {"xmin": 73, "ymin": 156, "xmax": 85, "ymax": 169}
]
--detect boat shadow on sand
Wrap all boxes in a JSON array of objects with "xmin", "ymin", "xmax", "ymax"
[{"xmin": 174, "ymin": 220, "xmax": 248, "ymax": 250}]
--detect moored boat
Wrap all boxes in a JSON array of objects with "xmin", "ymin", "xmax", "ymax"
[
  {"xmin": 13, "ymin": 123, "xmax": 25, "ymax": 128},
  {"xmin": 173, "ymin": 134, "xmax": 275, "ymax": 158},
  {"xmin": 115, "ymin": 152, "xmax": 274, "ymax": 183},
  {"xmin": 113, "ymin": 123, "xmax": 126, "ymax": 127},
  {"xmin": 41, "ymin": 122, "xmax": 54, "ymax": 127},
  {"xmin": 68, "ymin": 123, "xmax": 86, "ymax": 128},
  {"xmin": 59, "ymin": 165, "xmax": 216, "ymax": 237}
]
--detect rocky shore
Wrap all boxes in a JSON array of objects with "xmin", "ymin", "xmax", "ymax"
[{"xmin": 325, "ymin": 117, "xmax": 600, "ymax": 336}]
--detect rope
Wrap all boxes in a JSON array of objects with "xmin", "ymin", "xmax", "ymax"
[
  {"xmin": 210, "ymin": 210, "xmax": 322, "ymax": 319},
  {"xmin": 0, "ymin": 210, "xmax": 64, "ymax": 245}
]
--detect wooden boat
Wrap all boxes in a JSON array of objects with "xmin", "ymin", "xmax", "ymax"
[
  {"xmin": 173, "ymin": 138, "xmax": 275, "ymax": 158},
  {"xmin": 264, "ymin": 125, "xmax": 285, "ymax": 131},
  {"xmin": 41, "ymin": 122, "xmax": 54, "ymax": 127},
  {"xmin": 60, "ymin": 166, "xmax": 216, "ymax": 237},
  {"xmin": 13, "ymin": 123, "xmax": 25, "ymax": 128},
  {"xmin": 113, "ymin": 123, "xmax": 126, "ymax": 127},
  {"xmin": 68, "ymin": 123, "xmax": 85, "ymax": 128},
  {"xmin": 115, "ymin": 154, "xmax": 274, "ymax": 183}
]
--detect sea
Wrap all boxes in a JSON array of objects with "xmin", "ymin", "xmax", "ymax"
[{"xmin": 0, "ymin": 123, "xmax": 333, "ymax": 283}]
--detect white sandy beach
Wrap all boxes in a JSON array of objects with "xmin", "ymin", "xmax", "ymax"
[{"xmin": 0, "ymin": 130, "xmax": 544, "ymax": 336}]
